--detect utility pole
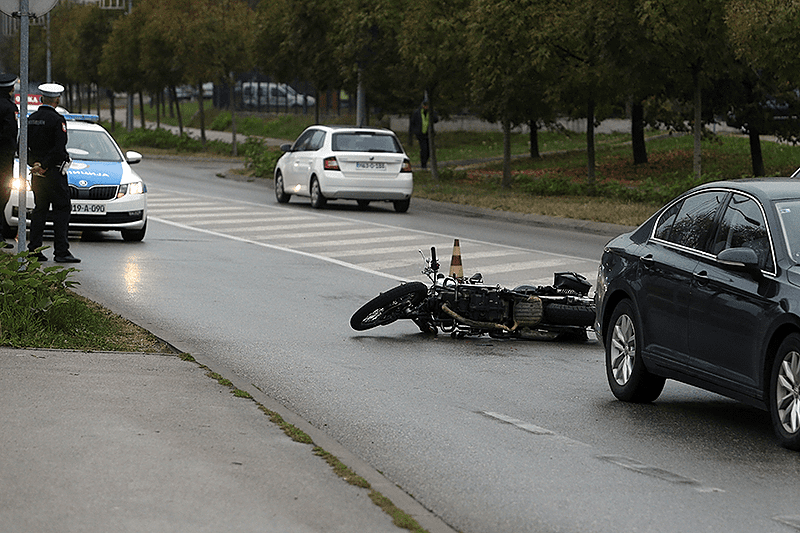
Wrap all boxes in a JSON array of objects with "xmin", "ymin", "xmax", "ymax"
[{"xmin": 0, "ymin": 0, "xmax": 58, "ymax": 253}]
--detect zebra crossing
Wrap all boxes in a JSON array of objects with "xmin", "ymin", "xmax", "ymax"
[{"xmin": 146, "ymin": 190, "xmax": 599, "ymax": 287}]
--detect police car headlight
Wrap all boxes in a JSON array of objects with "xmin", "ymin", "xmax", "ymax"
[{"xmin": 117, "ymin": 180, "xmax": 144, "ymax": 198}]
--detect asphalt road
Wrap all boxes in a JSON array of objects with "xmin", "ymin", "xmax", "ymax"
[{"xmin": 68, "ymin": 158, "xmax": 800, "ymax": 533}]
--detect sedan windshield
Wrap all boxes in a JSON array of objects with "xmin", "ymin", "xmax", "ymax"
[
  {"xmin": 776, "ymin": 199, "xmax": 800, "ymax": 263},
  {"xmin": 332, "ymin": 132, "xmax": 402, "ymax": 153},
  {"xmin": 67, "ymin": 130, "xmax": 123, "ymax": 162}
]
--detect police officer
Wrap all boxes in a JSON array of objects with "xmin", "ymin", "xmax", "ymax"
[
  {"xmin": 27, "ymin": 83, "xmax": 79, "ymax": 263},
  {"xmin": 0, "ymin": 73, "xmax": 18, "ymax": 249}
]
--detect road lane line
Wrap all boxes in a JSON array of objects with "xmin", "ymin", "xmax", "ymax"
[
  {"xmin": 218, "ymin": 221, "xmax": 356, "ymax": 232},
  {"xmin": 467, "ymin": 258, "xmax": 576, "ymax": 275},
  {"xmin": 291, "ymin": 234, "xmax": 421, "ymax": 248},
  {"xmin": 481, "ymin": 411, "xmax": 555, "ymax": 436}
]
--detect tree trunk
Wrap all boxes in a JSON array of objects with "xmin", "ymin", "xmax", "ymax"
[
  {"xmin": 502, "ymin": 118, "xmax": 512, "ymax": 189},
  {"xmin": 109, "ymin": 92, "xmax": 115, "ymax": 133},
  {"xmin": 168, "ymin": 87, "xmax": 183, "ymax": 136},
  {"xmin": 139, "ymin": 92, "xmax": 145, "ymax": 129},
  {"xmin": 229, "ymin": 78, "xmax": 238, "ymax": 157},
  {"xmin": 428, "ymin": 91, "xmax": 438, "ymax": 180},
  {"xmin": 693, "ymin": 72, "xmax": 702, "ymax": 180},
  {"xmin": 529, "ymin": 120, "xmax": 540, "ymax": 159},
  {"xmin": 314, "ymin": 88, "xmax": 320, "ymax": 125},
  {"xmin": 632, "ymin": 102, "xmax": 647, "ymax": 164},
  {"xmin": 587, "ymin": 98, "xmax": 596, "ymax": 190},
  {"xmin": 749, "ymin": 128, "xmax": 764, "ymax": 177},
  {"xmin": 197, "ymin": 82, "xmax": 206, "ymax": 146}
]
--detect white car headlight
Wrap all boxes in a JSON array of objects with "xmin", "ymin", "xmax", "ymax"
[
  {"xmin": 117, "ymin": 180, "xmax": 144, "ymax": 198},
  {"xmin": 10, "ymin": 176, "xmax": 29, "ymax": 191}
]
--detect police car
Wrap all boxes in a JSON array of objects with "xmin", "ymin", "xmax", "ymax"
[{"xmin": 4, "ymin": 113, "xmax": 148, "ymax": 241}]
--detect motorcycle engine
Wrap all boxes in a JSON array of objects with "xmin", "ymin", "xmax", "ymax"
[
  {"xmin": 513, "ymin": 296, "xmax": 543, "ymax": 327},
  {"xmin": 446, "ymin": 287, "xmax": 507, "ymax": 323}
]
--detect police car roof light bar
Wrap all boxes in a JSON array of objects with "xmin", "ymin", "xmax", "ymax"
[
  {"xmin": 62, "ymin": 113, "xmax": 99, "ymax": 123},
  {"xmin": 25, "ymin": 111, "xmax": 99, "ymax": 123}
]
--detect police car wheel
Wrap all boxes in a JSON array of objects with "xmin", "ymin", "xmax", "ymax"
[{"xmin": 121, "ymin": 221, "xmax": 147, "ymax": 242}]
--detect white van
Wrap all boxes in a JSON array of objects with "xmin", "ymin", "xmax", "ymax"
[{"xmin": 240, "ymin": 82, "xmax": 315, "ymax": 109}]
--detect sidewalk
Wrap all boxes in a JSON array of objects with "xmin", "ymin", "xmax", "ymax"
[{"xmin": 0, "ymin": 347, "xmax": 454, "ymax": 533}]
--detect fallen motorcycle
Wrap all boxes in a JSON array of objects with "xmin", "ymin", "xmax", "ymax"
[{"xmin": 350, "ymin": 244, "xmax": 596, "ymax": 340}]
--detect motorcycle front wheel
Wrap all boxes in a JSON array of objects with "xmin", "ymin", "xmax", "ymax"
[{"xmin": 350, "ymin": 282, "xmax": 428, "ymax": 331}]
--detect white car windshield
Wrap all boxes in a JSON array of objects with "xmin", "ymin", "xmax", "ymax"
[
  {"xmin": 332, "ymin": 132, "xmax": 402, "ymax": 153},
  {"xmin": 67, "ymin": 130, "xmax": 123, "ymax": 162}
]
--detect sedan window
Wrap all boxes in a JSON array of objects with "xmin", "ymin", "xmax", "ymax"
[
  {"xmin": 653, "ymin": 190, "xmax": 726, "ymax": 251},
  {"xmin": 776, "ymin": 199, "xmax": 800, "ymax": 264},
  {"xmin": 292, "ymin": 130, "xmax": 316, "ymax": 151},
  {"xmin": 307, "ymin": 130, "xmax": 326, "ymax": 151},
  {"xmin": 712, "ymin": 193, "xmax": 774, "ymax": 271},
  {"xmin": 332, "ymin": 132, "xmax": 402, "ymax": 153}
]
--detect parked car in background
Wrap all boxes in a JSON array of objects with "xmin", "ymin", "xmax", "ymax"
[
  {"xmin": 240, "ymin": 82, "xmax": 315, "ymax": 109},
  {"xmin": 5, "ymin": 113, "xmax": 147, "ymax": 242},
  {"xmin": 595, "ymin": 178, "xmax": 800, "ymax": 449},
  {"xmin": 274, "ymin": 125, "xmax": 413, "ymax": 212},
  {"xmin": 174, "ymin": 82, "xmax": 213, "ymax": 101}
]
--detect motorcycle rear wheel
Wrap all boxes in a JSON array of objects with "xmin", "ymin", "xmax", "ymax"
[
  {"xmin": 350, "ymin": 282, "xmax": 428, "ymax": 331},
  {"xmin": 542, "ymin": 303, "xmax": 595, "ymax": 327}
]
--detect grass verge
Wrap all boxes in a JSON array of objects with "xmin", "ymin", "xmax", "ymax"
[{"xmin": 0, "ymin": 249, "xmax": 171, "ymax": 352}]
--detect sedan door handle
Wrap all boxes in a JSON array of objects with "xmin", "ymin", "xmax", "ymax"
[
  {"xmin": 693, "ymin": 270, "xmax": 709, "ymax": 285},
  {"xmin": 640, "ymin": 254, "xmax": 654, "ymax": 265}
]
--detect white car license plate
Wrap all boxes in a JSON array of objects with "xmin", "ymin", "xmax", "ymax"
[
  {"xmin": 355, "ymin": 162, "xmax": 386, "ymax": 170},
  {"xmin": 71, "ymin": 203, "xmax": 105, "ymax": 215}
]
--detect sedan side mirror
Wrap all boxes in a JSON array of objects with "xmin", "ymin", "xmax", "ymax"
[
  {"xmin": 280, "ymin": 143, "xmax": 292, "ymax": 153},
  {"xmin": 717, "ymin": 247, "xmax": 762, "ymax": 276}
]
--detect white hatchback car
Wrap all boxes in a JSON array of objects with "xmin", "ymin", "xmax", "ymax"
[
  {"xmin": 5, "ymin": 114, "xmax": 148, "ymax": 241},
  {"xmin": 274, "ymin": 125, "xmax": 413, "ymax": 212}
]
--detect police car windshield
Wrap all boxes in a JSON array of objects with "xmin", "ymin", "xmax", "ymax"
[{"xmin": 67, "ymin": 130, "xmax": 122, "ymax": 162}]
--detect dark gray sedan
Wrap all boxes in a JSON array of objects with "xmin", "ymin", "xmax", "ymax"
[{"xmin": 595, "ymin": 178, "xmax": 800, "ymax": 449}]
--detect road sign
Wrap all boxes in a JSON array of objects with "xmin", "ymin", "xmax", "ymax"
[{"xmin": 0, "ymin": 0, "xmax": 57, "ymax": 17}]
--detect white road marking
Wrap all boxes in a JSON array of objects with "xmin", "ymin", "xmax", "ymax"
[
  {"xmin": 150, "ymin": 216, "xmax": 407, "ymax": 282},
  {"xmin": 481, "ymin": 411, "xmax": 555, "ymax": 436}
]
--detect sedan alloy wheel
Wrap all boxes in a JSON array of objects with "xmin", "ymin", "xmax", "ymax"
[
  {"xmin": 605, "ymin": 299, "xmax": 665, "ymax": 403},
  {"xmin": 772, "ymin": 335, "xmax": 800, "ymax": 449}
]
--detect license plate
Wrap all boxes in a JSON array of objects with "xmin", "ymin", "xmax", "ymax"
[
  {"xmin": 71, "ymin": 203, "xmax": 105, "ymax": 215},
  {"xmin": 355, "ymin": 162, "xmax": 386, "ymax": 170}
]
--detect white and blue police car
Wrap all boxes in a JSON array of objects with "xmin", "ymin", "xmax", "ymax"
[{"xmin": 4, "ymin": 113, "xmax": 148, "ymax": 241}]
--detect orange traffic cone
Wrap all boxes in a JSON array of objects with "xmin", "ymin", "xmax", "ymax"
[{"xmin": 449, "ymin": 239, "xmax": 463, "ymax": 278}]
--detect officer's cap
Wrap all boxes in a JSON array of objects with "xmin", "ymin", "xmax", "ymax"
[
  {"xmin": 0, "ymin": 73, "xmax": 17, "ymax": 89},
  {"xmin": 38, "ymin": 83, "xmax": 64, "ymax": 98}
]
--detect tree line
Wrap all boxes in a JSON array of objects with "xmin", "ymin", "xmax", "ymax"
[{"xmin": 2, "ymin": 0, "xmax": 798, "ymax": 183}]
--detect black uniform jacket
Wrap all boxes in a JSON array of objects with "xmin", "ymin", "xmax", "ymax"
[
  {"xmin": 0, "ymin": 93, "xmax": 18, "ymax": 162},
  {"xmin": 27, "ymin": 104, "xmax": 68, "ymax": 171}
]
